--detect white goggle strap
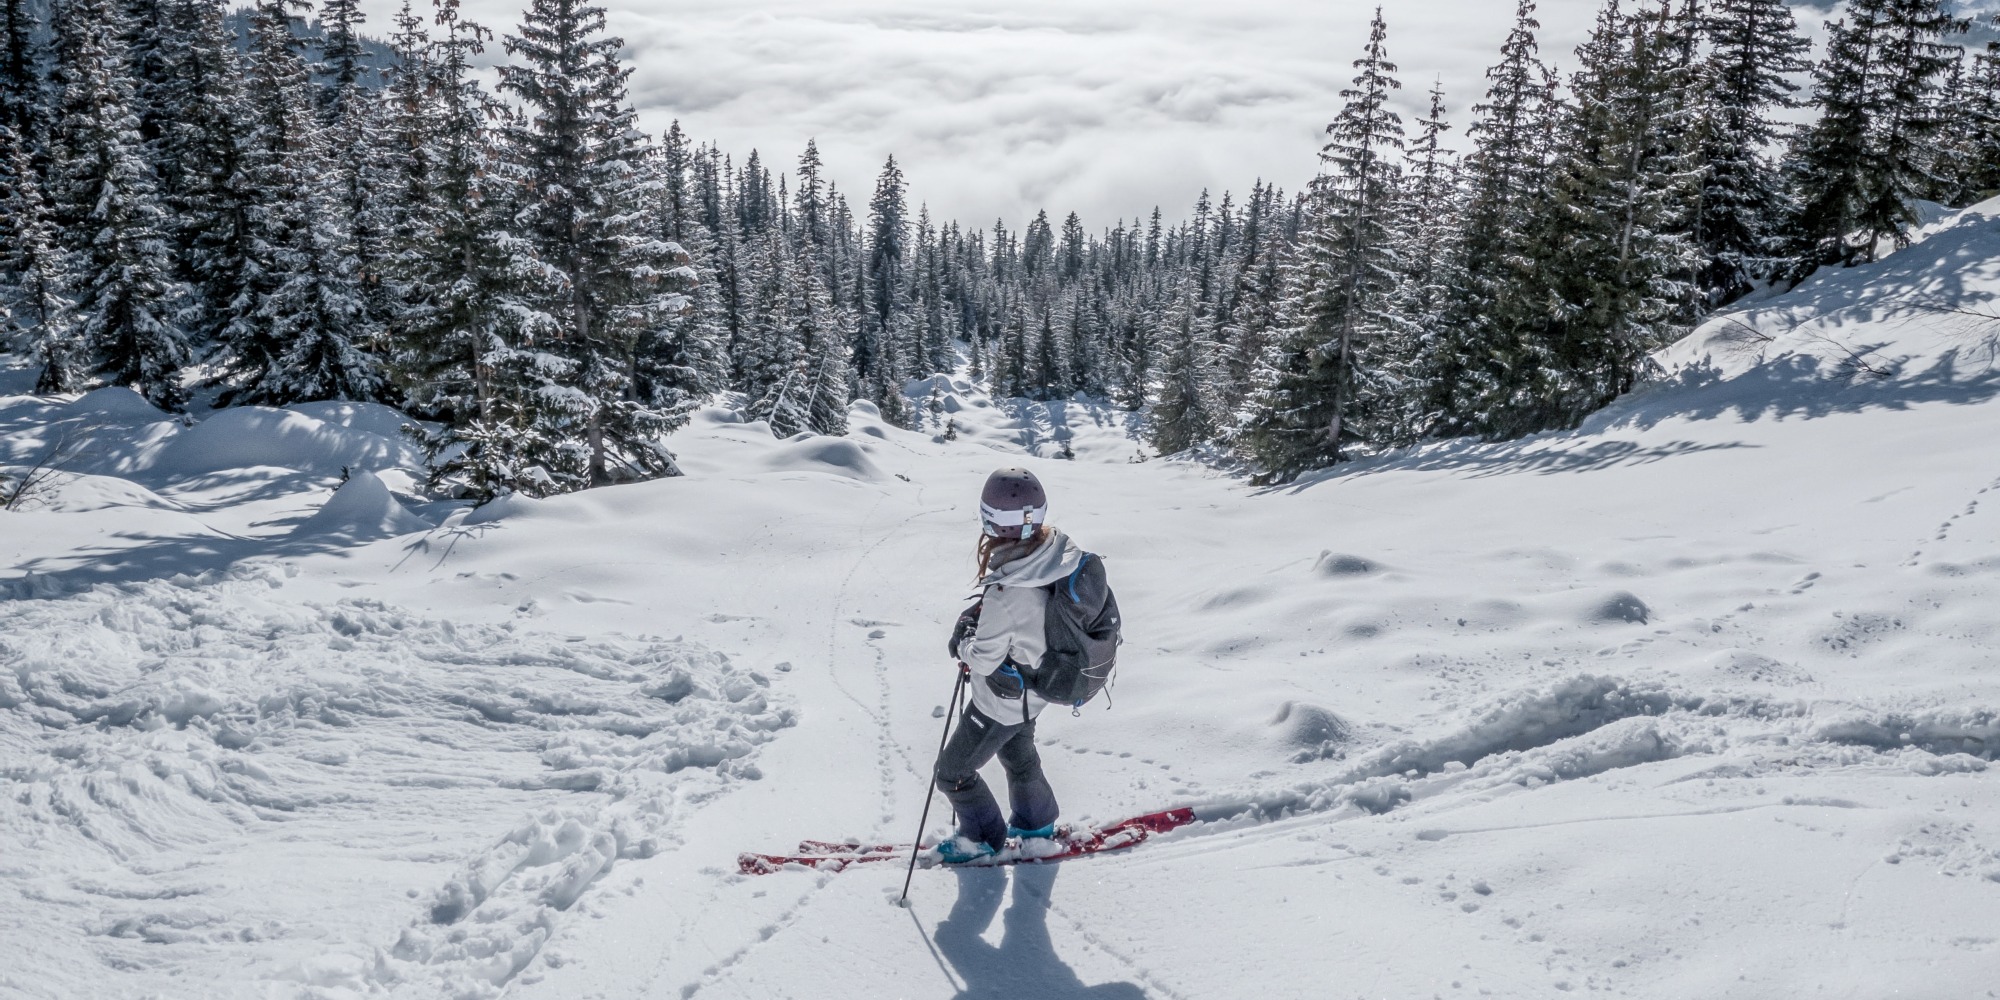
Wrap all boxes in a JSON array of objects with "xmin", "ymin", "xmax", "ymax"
[{"xmin": 981, "ymin": 502, "xmax": 1046, "ymax": 539}]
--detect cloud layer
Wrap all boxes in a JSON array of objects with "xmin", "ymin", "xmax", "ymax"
[{"xmin": 358, "ymin": 0, "xmax": 1838, "ymax": 229}]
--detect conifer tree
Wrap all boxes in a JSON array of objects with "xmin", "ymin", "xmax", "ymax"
[
  {"xmin": 499, "ymin": 0, "xmax": 698, "ymax": 488},
  {"xmin": 148, "ymin": 0, "xmax": 250, "ymax": 350},
  {"xmin": 1530, "ymin": 1, "xmax": 1698, "ymax": 425},
  {"xmin": 317, "ymin": 0, "xmax": 392, "ymax": 364},
  {"xmin": 858, "ymin": 154, "xmax": 910, "ymax": 413},
  {"xmin": 216, "ymin": 0, "xmax": 381, "ymax": 405},
  {"xmin": 1, "ymin": 124, "xmax": 73, "ymax": 381},
  {"xmin": 0, "ymin": 0, "xmax": 45, "ymax": 154},
  {"xmin": 1687, "ymin": 0, "xmax": 1810, "ymax": 302},
  {"xmin": 639, "ymin": 120, "xmax": 727, "ymax": 404},
  {"xmin": 1787, "ymin": 0, "xmax": 1968, "ymax": 272},
  {"xmin": 1146, "ymin": 278, "xmax": 1220, "ymax": 455},
  {"xmin": 1850, "ymin": 0, "xmax": 1967, "ymax": 256},
  {"xmin": 1946, "ymin": 42, "xmax": 2000, "ymax": 202},
  {"xmin": 1235, "ymin": 8, "xmax": 1406, "ymax": 474},
  {"xmin": 1443, "ymin": 0, "xmax": 1556, "ymax": 436},
  {"xmin": 48, "ymin": 0, "xmax": 190, "ymax": 407},
  {"xmin": 389, "ymin": 0, "xmax": 560, "ymax": 500},
  {"xmin": 793, "ymin": 138, "xmax": 831, "ymax": 270},
  {"xmin": 1393, "ymin": 80, "xmax": 1463, "ymax": 438}
]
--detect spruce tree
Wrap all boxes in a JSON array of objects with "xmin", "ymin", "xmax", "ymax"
[
  {"xmin": 149, "ymin": 0, "xmax": 250, "ymax": 352},
  {"xmin": 388, "ymin": 0, "xmax": 565, "ymax": 500},
  {"xmin": 858, "ymin": 154, "xmax": 910, "ymax": 416},
  {"xmin": 1688, "ymin": 0, "xmax": 1811, "ymax": 302},
  {"xmin": 1443, "ymin": 0, "xmax": 1557, "ymax": 437},
  {"xmin": 1949, "ymin": 43, "xmax": 2000, "ymax": 202},
  {"xmin": 0, "ymin": 124, "xmax": 73, "ymax": 383},
  {"xmin": 1787, "ymin": 0, "xmax": 1968, "ymax": 273},
  {"xmin": 1234, "ymin": 8, "xmax": 1406, "ymax": 474},
  {"xmin": 1531, "ymin": 1, "xmax": 1698, "ymax": 426},
  {"xmin": 317, "ymin": 0, "xmax": 392, "ymax": 366},
  {"xmin": 499, "ymin": 0, "xmax": 698, "ymax": 488},
  {"xmin": 1851, "ymin": 0, "xmax": 1967, "ymax": 256},
  {"xmin": 636, "ymin": 122, "xmax": 726, "ymax": 408},
  {"xmin": 1146, "ymin": 278, "xmax": 1219, "ymax": 455},
  {"xmin": 217, "ymin": 0, "xmax": 381, "ymax": 405},
  {"xmin": 1394, "ymin": 81, "xmax": 1463, "ymax": 438},
  {"xmin": 0, "ymin": 0, "xmax": 45, "ymax": 154},
  {"xmin": 48, "ymin": 0, "xmax": 190, "ymax": 407}
]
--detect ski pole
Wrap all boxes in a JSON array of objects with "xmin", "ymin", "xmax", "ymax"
[{"xmin": 901, "ymin": 667, "xmax": 968, "ymax": 904}]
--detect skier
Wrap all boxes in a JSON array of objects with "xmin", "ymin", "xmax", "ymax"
[{"xmin": 935, "ymin": 467, "xmax": 1084, "ymax": 864}]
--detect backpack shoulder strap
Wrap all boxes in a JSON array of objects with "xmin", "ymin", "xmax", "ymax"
[{"xmin": 1063, "ymin": 552, "xmax": 1095, "ymax": 604}]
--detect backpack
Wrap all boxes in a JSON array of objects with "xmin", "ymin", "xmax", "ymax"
[{"xmin": 1028, "ymin": 553, "xmax": 1122, "ymax": 711}]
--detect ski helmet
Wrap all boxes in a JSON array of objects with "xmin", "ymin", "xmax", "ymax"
[{"xmin": 980, "ymin": 468, "xmax": 1048, "ymax": 540}]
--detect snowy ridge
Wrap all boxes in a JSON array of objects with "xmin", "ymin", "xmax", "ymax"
[
  {"xmin": 0, "ymin": 567, "xmax": 792, "ymax": 1000},
  {"xmin": 1200, "ymin": 674, "xmax": 1994, "ymax": 829}
]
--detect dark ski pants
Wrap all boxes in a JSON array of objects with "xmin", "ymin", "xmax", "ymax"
[{"xmin": 934, "ymin": 705, "xmax": 1059, "ymax": 851}]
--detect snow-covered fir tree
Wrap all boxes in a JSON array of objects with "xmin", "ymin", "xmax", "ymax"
[
  {"xmin": 1234, "ymin": 8, "xmax": 1406, "ymax": 475},
  {"xmin": 1786, "ymin": 0, "xmax": 1968, "ymax": 273},
  {"xmin": 1685, "ymin": 0, "xmax": 1811, "ymax": 304},
  {"xmin": 0, "ymin": 123, "xmax": 70, "ymax": 372},
  {"xmin": 1390, "ymin": 81, "xmax": 1461, "ymax": 438},
  {"xmin": 1527, "ymin": 0, "xmax": 1699, "ymax": 427},
  {"xmin": 146, "ymin": 0, "xmax": 251, "ymax": 351},
  {"xmin": 317, "ymin": 0, "xmax": 393, "ymax": 365},
  {"xmin": 1941, "ymin": 41, "xmax": 2000, "ymax": 203},
  {"xmin": 213, "ymin": 0, "xmax": 381, "ymax": 406},
  {"xmin": 0, "ymin": 0, "xmax": 45, "ymax": 154},
  {"xmin": 387, "ymin": 0, "xmax": 564, "ymax": 501},
  {"xmin": 1442, "ymin": 0, "xmax": 1557, "ymax": 438},
  {"xmin": 859, "ymin": 154, "xmax": 912, "ymax": 423},
  {"xmin": 498, "ymin": 0, "xmax": 698, "ymax": 490},
  {"xmin": 1146, "ymin": 277, "xmax": 1220, "ymax": 456},
  {"xmin": 47, "ymin": 0, "xmax": 190, "ymax": 406}
]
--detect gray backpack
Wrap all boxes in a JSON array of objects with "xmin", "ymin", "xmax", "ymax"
[{"xmin": 1028, "ymin": 553, "xmax": 1122, "ymax": 711}]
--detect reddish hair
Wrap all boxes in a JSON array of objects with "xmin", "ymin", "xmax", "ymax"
[{"xmin": 975, "ymin": 526, "xmax": 1045, "ymax": 581}]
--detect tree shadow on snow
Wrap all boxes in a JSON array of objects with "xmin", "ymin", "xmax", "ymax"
[
  {"xmin": 5, "ymin": 505, "xmax": 460, "ymax": 594},
  {"xmin": 1259, "ymin": 329, "xmax": 1999, "ymax": 497},
  {"xmin": 1606, "ymin": 337, "xmax": 2000, "ymax": 432},
  {"xmin": 927, "ymin": 864, "xmax": 1146, "ymax": 999}
]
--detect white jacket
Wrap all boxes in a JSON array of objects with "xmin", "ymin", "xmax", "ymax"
[{"xmin": 961, "ymin": 528, "xmax": 1086, "ymax": 723}]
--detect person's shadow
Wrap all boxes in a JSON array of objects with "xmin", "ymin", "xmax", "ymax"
[{"xmin": 928, "ymin": 863, "xmax": 1148, "ymax": 998}]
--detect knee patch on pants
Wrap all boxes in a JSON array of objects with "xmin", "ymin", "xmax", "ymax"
[{"xmin": 935, "ymin": 764, "xmax": 979, "ymax": 794}]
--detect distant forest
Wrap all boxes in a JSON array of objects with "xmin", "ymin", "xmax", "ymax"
[{"xmin": 0, "ymin": 0, "xmax": 1994, "ymax": 496}]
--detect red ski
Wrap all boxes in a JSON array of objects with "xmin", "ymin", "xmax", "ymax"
[{"xmin": 737, "ymin": 807, "xmax": 1197, "ymax": 876}]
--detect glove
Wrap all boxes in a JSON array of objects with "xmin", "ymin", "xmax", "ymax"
[
  {"xmin": 985, "ymin": 662, "xmax": 1026, "ymax": 700},
  {"xmin": 948, "ymin": 601, "xmax": 982, "ymax": 659}
]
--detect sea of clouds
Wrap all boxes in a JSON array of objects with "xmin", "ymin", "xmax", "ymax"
[{"xmin": 350, "ymin": 0, "xmax": 1984, "ymax": 229}]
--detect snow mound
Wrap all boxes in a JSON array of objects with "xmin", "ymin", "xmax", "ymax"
[
  {"xmin": 145, "ymin": 406, "xmax": 423, "ymax": 480},
  {"xmin": 1313, "ymin": 551, "xmax": 1380, "ymax": 576},
  {"xmin": 1587, "ymin": 590, "xmax": 1651, "ymax": 625},
  {"xmin": 66, "ymin": 385, "xmax": 169, "ymax": 421},
  {"xmin": 285, "ymin": 400, "xmax": 423, "ymax": 441},
  {"xmin": 755, "ymin": 435, "xmax": 885, "ymax": 482},
  {"xmin": 293, "ymin": 470, "xmax": 431, "ymax": 539}
]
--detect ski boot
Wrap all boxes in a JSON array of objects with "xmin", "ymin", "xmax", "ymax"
[{"xmin": 934, "ymin": 836, "xmax": 999, "ymax": 865}]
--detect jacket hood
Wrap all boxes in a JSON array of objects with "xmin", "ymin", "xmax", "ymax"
[{"xmin": 981, "ymin": 528, "xmax": 1085, "ymax": 589}]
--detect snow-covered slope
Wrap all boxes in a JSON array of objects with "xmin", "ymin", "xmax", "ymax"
[{"xmin": 4, "ymin": 201, "xmax": 2000, "ymax": 999}]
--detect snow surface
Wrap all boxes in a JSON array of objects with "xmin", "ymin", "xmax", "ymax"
[{"xmin": 6, "ymin": 201, "xmax": 2000, "ymax": 998}]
